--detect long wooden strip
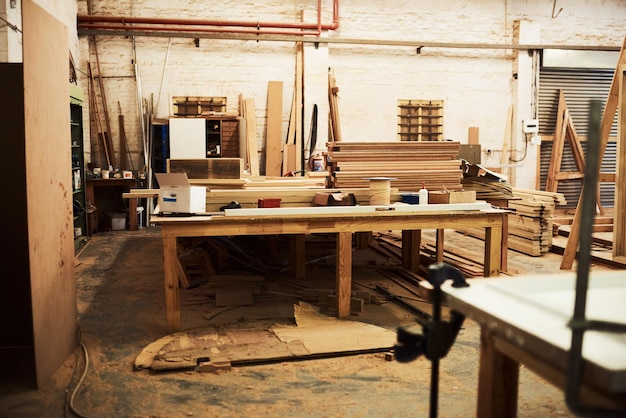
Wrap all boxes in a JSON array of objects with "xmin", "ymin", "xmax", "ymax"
[
  {"xmin": 265, "ymin": 81, "xmax": 283, "ymax": 177},
  {"xmin": 244, "ymin": 98, "xmax": 260, "ymax": 176}
]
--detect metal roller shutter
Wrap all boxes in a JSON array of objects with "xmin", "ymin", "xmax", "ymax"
[{"xmin": 538, "ymin": 67, "xmax": 617, "ymax": 209}]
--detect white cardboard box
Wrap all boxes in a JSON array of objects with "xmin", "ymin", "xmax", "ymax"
[{"xmin": 155, "ymin": 173, "xmax": 206, "ymax": 214}]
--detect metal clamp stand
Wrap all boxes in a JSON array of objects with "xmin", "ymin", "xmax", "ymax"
[
  {"xmin": 565, "ymin": 100, "xmax": 626, "ymax": 417},
  {"xmin": 394, "ymin": 262, "xmax": 469, "ymax": 418}
]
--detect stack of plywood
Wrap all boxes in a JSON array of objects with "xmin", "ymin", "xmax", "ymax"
[{"xmin": 326, "ymin": 141, "xmax": 463, "ymax": 191}]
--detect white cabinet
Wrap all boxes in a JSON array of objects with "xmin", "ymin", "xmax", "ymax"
[{"xmin": 169, "ymin": 118, "xmax": 206, "ymax": 158}]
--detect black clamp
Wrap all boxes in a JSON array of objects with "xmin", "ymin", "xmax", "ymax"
[{"xmin": 394, "ymin": 262, "xmax": 469, "ymax": 417}]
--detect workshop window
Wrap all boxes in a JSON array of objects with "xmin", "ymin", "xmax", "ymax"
[{"xmin": 398, "ymin": 99, "xmax": 444, "ymax": 141}]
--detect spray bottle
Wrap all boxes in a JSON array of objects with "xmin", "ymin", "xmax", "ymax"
[{"xmin": 419, "ymin": 181, "xmax": 429, "ymax": 205}]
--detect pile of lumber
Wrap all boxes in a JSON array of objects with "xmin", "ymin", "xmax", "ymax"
[
  {"xmin": 506, "ymin": 191, "xmax": 556, "ymax": 256},
  {"xmin": 326, "ymin": 141, "xmax": 463, "ymax": 191},
  {"xmin": 462, "ymin": 189, "xmax": 563, "ymax": 257}
]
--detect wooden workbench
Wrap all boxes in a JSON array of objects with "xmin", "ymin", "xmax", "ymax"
[
  {"xmin": 443, "ymin": 271, "xmax": 626, "ymax": 417},
  {"xmin": 151, "ymin": 203, "xmax": 506, "ymax": 332}
]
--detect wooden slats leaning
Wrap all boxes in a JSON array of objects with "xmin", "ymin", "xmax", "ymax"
[
  {"xmin": 326, "ymin": 141, "xmax": 463, "ymax": 191},
  {"xmin": 328, "ymin": 68, "xmax": 342, "ymax": 142}
]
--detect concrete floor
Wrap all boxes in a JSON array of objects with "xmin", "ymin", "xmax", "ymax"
[{"xmin": 0, "ymin": 226, "xmax": 618, "ymax": 417}]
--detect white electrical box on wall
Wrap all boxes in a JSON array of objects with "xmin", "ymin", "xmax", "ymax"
[{"xmin": 522, "ymin": 119, "xmax": 539, "ymax": 134}]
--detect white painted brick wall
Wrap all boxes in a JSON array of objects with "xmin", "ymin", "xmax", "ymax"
[{"xmin": 20, "ymin": 1, "xmax": 626, "ymax": 186}]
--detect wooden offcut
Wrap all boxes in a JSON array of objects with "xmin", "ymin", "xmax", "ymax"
[
  {"xmin": 265, "ymin": 81, "xmax": 283, "ymax": 177},
  {"xmin": 167, "ymin": 158, "xmax": 244, "ymax": 179}
]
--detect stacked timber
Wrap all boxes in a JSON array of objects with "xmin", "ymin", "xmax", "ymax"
[
  {"xmin": 507, "ymin": 191, "xmax": 557, "ymax": 256},
  {"xmin": 462, "ymin": 189, "xmax": 562, "ymax": 257},
  {"xmin": 326, "ymin": 141, "xmax": 463, "ymax": 191}
]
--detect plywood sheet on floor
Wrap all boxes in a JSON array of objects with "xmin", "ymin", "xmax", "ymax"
[{"xmin": 134, "ymin": 302, "xmax": 395, "ymax": 372}]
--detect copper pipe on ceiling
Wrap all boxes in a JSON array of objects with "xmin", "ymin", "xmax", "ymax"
[{"xmin": 77, "ymin": 0, "xmax": 338, "ymax": 37}]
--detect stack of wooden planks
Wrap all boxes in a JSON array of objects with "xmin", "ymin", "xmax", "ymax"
[
  {"xmin": 326, "ymin": 141, "xmax": 463, "ymax": 191},
  {"xmin": 506, "ymin": 191, "xmax": 557, "ymax": 256},
  {"xmin": 462, "ymin": 188, "xmax": 564, "ymax": 257}
]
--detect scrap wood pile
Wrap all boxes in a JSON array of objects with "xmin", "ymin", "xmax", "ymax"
[
  {"xmin": 371, "ymin": 231, "xmax": 485, "ymax": 278},
  {"xmin": 461, "ymin": 161, "xmax": 513, "ymax": 200},
  {"xmin": 326, "ymin": 141, "xmax": 463, "ymax": 191}
]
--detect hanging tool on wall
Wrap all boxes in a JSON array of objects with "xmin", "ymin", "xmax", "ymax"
[{"xmin": 394, "ymin": 262, "xmax": 469, "ymax": 418}]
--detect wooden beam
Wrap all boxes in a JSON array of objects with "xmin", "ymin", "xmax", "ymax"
[{"xmin": 614, "ymin": 65, "xmax": 626, "ymax": 258}]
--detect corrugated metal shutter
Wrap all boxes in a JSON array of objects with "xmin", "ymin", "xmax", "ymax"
[{"xmin": 538, "ymin": 68, "xmax": 617, "ymax": 209}]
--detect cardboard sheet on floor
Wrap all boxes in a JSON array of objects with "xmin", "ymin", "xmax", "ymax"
[{"xmin": 134, "ymin": 302, "xmax": 396, "ymax": 372}]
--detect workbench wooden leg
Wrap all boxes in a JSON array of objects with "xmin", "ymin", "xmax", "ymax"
[
  {"xmin": 483, "ymin": 224, "xmax": 502, "ymax": 277},
  {"xmin": 336, "ymin": 231, "xmax": 352, "ymax": 320},
  {"xmin": 129, "ymin": 198, "xmax": 138, "ymax": 231},
  {"xmin": 436, "ymin": 228, "xmax": 444, "ymax": 263},
  {"xmin": 355, "ymin": 231, "xmax": 371, "ymax": 249},
  {"xmin": 501, "ymin": 213, "xmax": 508, "ymax": 272},
  {"xmin": 477, "ymin": 328, "xmax": 519, "ymax": 418},
  {"xmin": 402, "ymin": 230, "xmax": 421, "ymax": 272},
  {"xmin": 163, "ymin": 236, "xmax": 180, "ymax": 332},
  {"xmin": 289, "ymin": 234, "xmax": 306, "ymax": 280}
]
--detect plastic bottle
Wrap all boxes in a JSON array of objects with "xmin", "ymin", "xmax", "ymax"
[{"xmin": 419, "ymin": 181, "xmax": 429, "ymax": 205}]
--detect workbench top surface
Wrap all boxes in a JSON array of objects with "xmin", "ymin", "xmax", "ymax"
[{"xmin": 443, "ymin": 270, "xmax": 626, "ymax": 393}]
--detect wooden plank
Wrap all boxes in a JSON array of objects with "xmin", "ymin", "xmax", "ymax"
[
  {"xmin": 615, "ymin": 66, "xmax": 626, "ymax": 258},
  {"xmin": 21, "ymin": 0, "xmax": 77, "ymax": 387},
  {"xmin": 468, "ymin": 126, "xmax": 479, "ymax": 145},
  {"xmin": 295, "ymin": 42, "xmax": 303, "ymax": 173},
  {"xmin": 243, "ymin": 98, "xmax": 260, "ymax": 176},
  {"xmin": 265, "ymin": 81, "xmax": 283, "ymax": 177}
]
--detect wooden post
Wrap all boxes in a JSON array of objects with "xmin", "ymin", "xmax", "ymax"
[
  {"xmin": 614, "ymin": 66, "xmax": 626, "ymax": 261},
  {"xmin": 336, "ymin": 231, "xmax": 352, "ymax": 319},
  {"xmin": 402, "ymin": 230, "xmax": 421, "ymax": 272},
  {"xmin": 477, "ymin": 329, "xmax": 519, "ymax": 418},
  {"xmin": 163, "ymin": 236, "xmax": 180, "ymax": 332}
]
